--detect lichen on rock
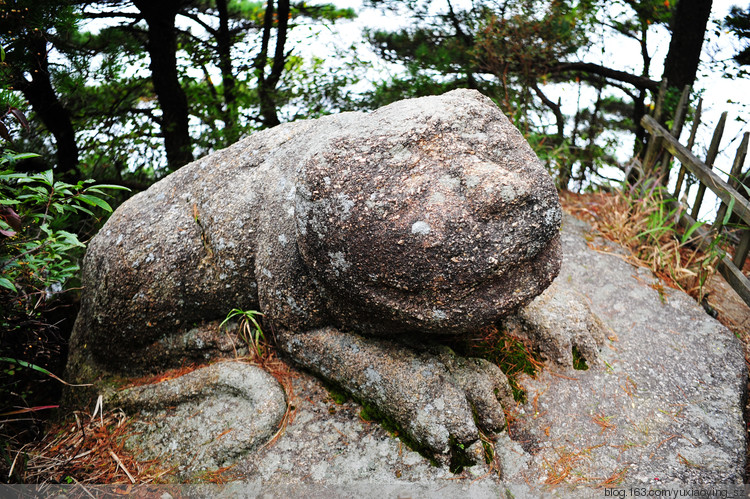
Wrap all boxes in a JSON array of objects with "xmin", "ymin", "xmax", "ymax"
[
  {"xmin": 66, "ymin": 89, "xmax": 566, "ymax": 465},
  {"xmin": 108, "ymin": 362, "xmax": 286, "ymax": 477}
]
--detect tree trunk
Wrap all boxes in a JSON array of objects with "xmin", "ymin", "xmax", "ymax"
[
  {"xmin": 133, "ymin": 0, "xmax": 193, "ymax": 170},
  {"xmin": 15, "ymin": 37, "xmax": 79, "ymax": 181},
  {"xmin": 216, "ymin": 0, "xmax": 239, "ymax": 145},
  {"xmin": 633, "ymin": 22, "xmax": 652, "ymax": 156},
  {"xmin": 662, "ymin": 0, "xmax": 713, "ymax": 93},
  {"xmin": 256, "ymin": 0, "xmax": 290, "ymax": 128}
]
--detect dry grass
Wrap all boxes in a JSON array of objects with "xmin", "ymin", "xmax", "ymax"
[
  {"xmin": 543, "ymin": 447, "xmax": 589, "ymax": 485},
  {"xmin": 4, "ymin": 332, "xmax": 298, "ymax": 484},
  {"xmin": 596, "ymin": 467, "xmax": 628, "ymax": 488},
  {"xmin": 8, "ymin": 408, "xmax": 173, "ymax": 484},
  {"xmin": 561, "ymin": 189, "xmax": 721, "ymax": 302},
  {"xmin": 592, "ymin": 413, "xmax": 616, "ymax": 434}
]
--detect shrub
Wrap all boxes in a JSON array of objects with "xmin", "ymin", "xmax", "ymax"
[{"xmin": 0, "ymin": 153, "xmax": 127, "ymax": 480}]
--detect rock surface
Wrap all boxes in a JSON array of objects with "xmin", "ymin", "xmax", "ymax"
[
  {"xmin": 66, "ymin": 89, "xmax": 561, "ymax": 377},
  {"xmin": 108, "ymin": 362, "xmax": 286, "ymax": 477},
  {"xmin": 511, "ymin": 215, "xmax": 747, "ymax": 485},
  {"xmin": 231, "ymin": 213, "xmax": 746, "ymax": 491}
]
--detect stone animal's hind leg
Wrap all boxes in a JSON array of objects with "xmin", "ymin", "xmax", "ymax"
[
  {"xmin": 507, "ymin": 279, "xmax": 608, "ymax": 370},
  {"xmin": 275, "ymin": 327, "xmax": 513, "ymax": 464}
]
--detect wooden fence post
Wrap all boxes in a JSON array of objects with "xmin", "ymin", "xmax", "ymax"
[
  {"xmin": 690, "ymin": 111, "xmax": 728, "ymax": 220},
  {"xmin": 641, "ymin": 79, "xmax": 668, "ymax": 175},
  {"xmin": 673, "ymin": 97, "xmax": 703, "ymax": 199},
  {"xmin": 641, "ymin": 114, "xmax": 750, "ymax": 306},
  {"xmin": 713, "ymin": 132, "xmax": 749, "ymax": 231},
  {"xmin": 659, "ymin": 85, "xmax": 692, "ymax": 184}
]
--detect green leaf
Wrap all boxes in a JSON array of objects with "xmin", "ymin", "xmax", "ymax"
[
  {"xmin": 71, "ymin": 205, "xmax": 96, "ymax": 217},
  {"xmin": 681, "ymin": 221, "xmax": 705, "ymax": 244},
  {"xmin": 40, "ymin": 170, "xmax": 54, "ymax": 187},
  {"xmin": 76, "ymin": 194, "xmax": 113, "ymax": 212},
  {"xmin": 722, "ymin": 197, "xmax": 736, "ymax": 226},
  {"xmin": 0, "ymin": 357, "xmax": 91, "ymax": 386},
  {"xmin": 85, "ymin": 184, "xmax": 131, "ymax": 192},
  {"xmin": 53, "ymin": 181, "xmax": 75, "ymax": 192},
  {"xmin": 11, "ymin": 153, "xmax": 40, "ymax": 161},
  {"xmin": 0, "ymin": 277, "xmax": 17, "ymax": 293},
  {"xmin": 70, "ymin": 205, "xmax": 95, "ymax": 216},
  {"xmin": 55, "ymin": 230, "xmax": 85, "ymax": 247}
]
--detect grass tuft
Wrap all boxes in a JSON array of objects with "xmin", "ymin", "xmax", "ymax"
[
  {"xmin": 451, "ymin": 324, "xmax": 544, "ymax": 403},
  {"xmin": 561, "ymin": 188, "xmax": 723, "ymax": 303}
]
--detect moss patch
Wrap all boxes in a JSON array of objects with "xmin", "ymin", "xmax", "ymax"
[
  {"xmin": 572, "ymin": 346, "xmax": 589, "ymax": 371},
  {"xmin": 323, "ymin": 374, "xmax": 491, "ymax": 473},
  {"xmin": 323, "ymin": 380, "xmax": 351, "ymax": 405},
  {"xmin": 446, "ymin": 324, "xmax": 543, "ymax": 403}
]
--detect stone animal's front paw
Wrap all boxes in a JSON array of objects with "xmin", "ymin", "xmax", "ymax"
[
  {"xmin": 434, "ymin": 347, "xmax": 514, "ymax": 437},
  {"xmin": 506, "ymin": 279, "xmax": 608, "ymax": 370},
  {"xmin": 275, "ymin": 327, "xmax": 514, "ymax": 465}
]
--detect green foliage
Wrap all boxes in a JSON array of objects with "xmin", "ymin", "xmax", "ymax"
[
  {"xmin": 448, "ymin": 325, "xmax": 542, "ymax": 404},
  {"xmin": 0, "ymin": 0, "xmax": 362, "ymax": 182},
  {"xmin": 471, "ymin": 331, "xmax": 540, "ymax": 403},
  {"xmin": 0, "ymin": 165, "xmax": 127, "ymax": 299},
  {"xmin": 0, "ymin": 0, "xmax": 79, "ymax": 73},
  {"xmin": 360, "ymin": 0, "xmax": 687, "ymax": 190},
  {"xmin": 0, "ymin": 152, "xmax": 126, "ymax": 454},
  {"xmin": 725, "ymin": 5, "xmax": 750, "ymax": 66},
  {"xmin": 571, "ymin": 346, "xmax": 588, "ymax": 370},
  {"xmin": 220, "ymin": 308, "xmax": 266, "ymax": 359},
  {"xmin": 359, "ymin": 63, "xmax": 484, "ymax": 110},
  {"xmin": 291, "ymin": 2, "xmax": 357, "ymax": 22},
  {"xmin": 474, "ymin": 0, "xmax": 591, "ymax": 81},
  {"xmin": 279, "ymin": 56, "xmax": 364, "ymax": 120}
]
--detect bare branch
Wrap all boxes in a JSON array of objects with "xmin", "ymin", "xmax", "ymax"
[{"xmin": 550, "ymin": 62, "xmax": 659, "ymax": 92}]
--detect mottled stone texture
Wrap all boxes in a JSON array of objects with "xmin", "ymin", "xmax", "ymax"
[
  {"xmin": 276, "ymin": 327, "xmax": 514, "ymax": 457},
  {"xmin": 66, "ymin": 90, "xmax": 563, "ymax": 464},
  {"xmin": 67, "ymin": 89, "xmax": 562, "ymax": 377},
  {"xmin": 109, "ymin": 362, "xmax": 287, "ymax": 477},
  {"xmin": 235, "ymin": 215, "xmax": 747, "ymax": 488}
]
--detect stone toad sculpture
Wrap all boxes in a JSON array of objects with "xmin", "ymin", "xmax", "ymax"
[{"xmin": 66, "ymin": 90, "xmax": 573, "ymax": 463}]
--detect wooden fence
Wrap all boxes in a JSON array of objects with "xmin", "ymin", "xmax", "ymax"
[{"xmin": 640, "ymin": 85, "xmax": 750, "ymax": 306}]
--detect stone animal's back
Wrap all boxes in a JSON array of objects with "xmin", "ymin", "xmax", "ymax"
[{"xmin": 67, "ymin": 89, "xmax": 562, "ymax": 378}]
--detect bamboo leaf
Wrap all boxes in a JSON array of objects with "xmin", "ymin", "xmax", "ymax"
[
  {"xmin": 722, "ymin": 197, "xmax": 736, "ymax": 226},
  {"xmin": 77, "ymin": 194, "xmax": 112, "ymax": 212},
  {"xmin": 9, "ymin": 153, "xmax": 40, "ymax": 161},
  {"xmin": 0, "ymin": 357, "xmax": 91, "ymax": 386},
  {"xmin": 85, "ymin": 184, "xmax": 131, "ymax": 192}
]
